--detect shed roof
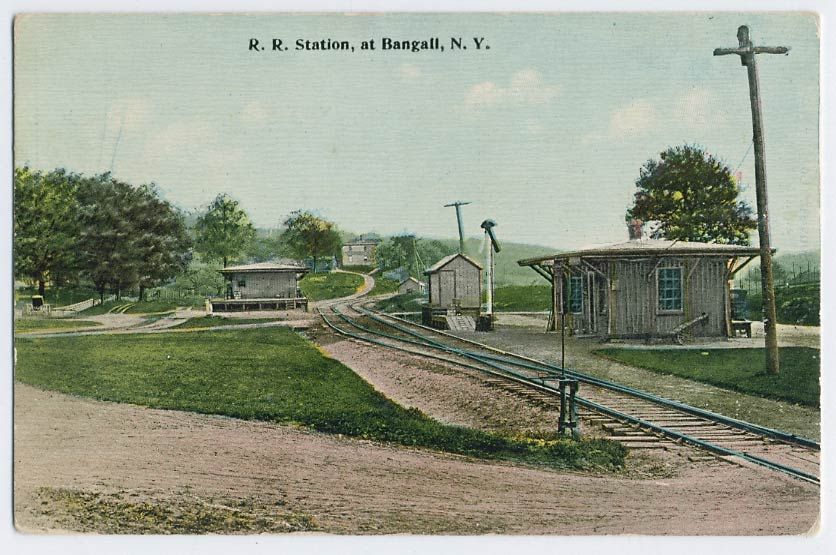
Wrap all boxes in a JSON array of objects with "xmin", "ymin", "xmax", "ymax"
[
  {"xmin": 517, "ymin": 239, "xmax": 764, "ymax": 266},
  {"xmin": 399, "ymin": 276, "xmax": 426, "ymax": 286},
  {"xmin": 424, "ymin": 253, "xmax": 483, "ymax": 274},
  {"xmin": 219, "ymin": 260, "xmax": 308, "ymax": 274}
]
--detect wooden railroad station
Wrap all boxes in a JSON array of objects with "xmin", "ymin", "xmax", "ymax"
[
  {"xmin": 518, "ymin": 222, "xmax": 764, "ymax": 341},
  {"xmin": 210, "ymin": 261, "xmax": 309, "ymax": 312}
]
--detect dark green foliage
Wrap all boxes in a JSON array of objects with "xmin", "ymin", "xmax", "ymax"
[
  {"xmin": 748, "ymin": 283, "xmax": 820, "ymax": 326},
  {"xmin": 193, "ymin": 194, "xmax": 255, "ymax": 268},
  {"xmin": 299, "ymin": 272, "xmax": 364, "ymax": 301},
  {"xmin": 74, "ymin": 174, "xmax": 192, "ymax": 301},
  {"xmin": 626, "ymin": 145, "xmax": 757, "ymax": 245},
  {"xmin": 14, "ymin": 167, "xmax": 82, "ymax": 294},
  {"xmin": 492, "ymin": 285, "xmax": 551, "ymax": 312},
  {"xmin": 280, "ymin": 211, "xmax": 342, "ymax": 272},
  {"xmin": 15, "ymin": 285, "xmax": 99, "ymax": 307},
  {"xmin": 594, "ymin": 347, "xmax": 820, "ymax": 407},
  {"xmin": 376, "ymin": 235, "xmax": 455, "ymax": 278},
  {"xmin": 375, "ymin": 292, "xmax": 425, "ymax": 312},
  {"xmin": 15, "ymin": 329, "xmax": 625, "ymax": 470},
  {"xmin": 369, "ymin": 277, "xmax": 399, "ymax": 296}
]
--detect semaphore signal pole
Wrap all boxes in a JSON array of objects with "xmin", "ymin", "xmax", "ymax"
[{"xmin": 714, "ymin": 25, "xmax": 789, "ymax": 375}]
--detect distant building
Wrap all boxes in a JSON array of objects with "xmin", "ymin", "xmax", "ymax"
[
  {"xmin": 517, "ymin": 222, "xmax": 762, "ymax": 340},
  {"xmin": 211, "ymin": 260, "xmax": 309, "ymax": 312},
  {"xmin": 424, "ymin": 253, "xmax": 482, "ymax": 311},
  {"xmin": 341, "ymin": 237, "xmax": 379, "ymax": 267},
  {"xmin": 398, "ymin": 276, "xmax": 426, "ymax": 295}
]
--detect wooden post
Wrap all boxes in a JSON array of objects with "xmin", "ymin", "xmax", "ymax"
[{"xmin": 714, "ymin": 25, "xmax": 788, "ymax": 375}]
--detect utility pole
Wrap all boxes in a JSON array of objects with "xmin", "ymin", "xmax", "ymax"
[
  {"xmin": 444, "ymin": 201, "xmax": 471, "ymax": 254},
  {"xmin": 714, "ymin": 25, "xmax": 788, "ymax": 375}
]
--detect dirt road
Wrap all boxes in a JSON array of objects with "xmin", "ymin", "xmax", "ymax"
[{"xmin": 14, "ymin": 355, "xmax": 818, "ymax": 534}]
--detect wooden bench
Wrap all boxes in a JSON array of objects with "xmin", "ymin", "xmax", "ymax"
[{"xmin": 731, "ymin": 320, "xmax": 753, "ymax": 338}]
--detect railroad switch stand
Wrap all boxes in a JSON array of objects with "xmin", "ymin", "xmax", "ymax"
[{"xmin": 556, "ymin": 378, "xmax": 580, "ymax": 439}]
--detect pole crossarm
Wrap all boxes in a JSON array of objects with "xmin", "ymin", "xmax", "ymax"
[{"xmin": 713, "ymin": 25, "xmax": 790, "ymax": 65}]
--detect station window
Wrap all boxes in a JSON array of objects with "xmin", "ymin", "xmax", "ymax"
[
  {"xmin": 237, "ymin": 279, "xmax": 246, "ymax": 288},
  {"xmin": 657, "ymin": 267, "xmax": 683, "ymax": 311},
  {"xmin": 569, "ymin": 276, "xmax": 583, "ymax": 313}
]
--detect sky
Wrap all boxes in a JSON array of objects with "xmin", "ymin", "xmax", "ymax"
[{"xmin": 13, "ymin": 12, "xmax": 820, "ymax": 253}]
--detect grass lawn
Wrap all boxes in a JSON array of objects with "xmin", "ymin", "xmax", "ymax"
[
  {"xmin": 14, "ymin": 319, "xmax": 103, "ymax": 332},
  {"xmin": 593, "ymin": 347, "xmax": 820, "ymax": 408},
  {"xmin": 376, "ymin": 292, "xmax": 425, "ymax": 312},
  {"xmin": 172, "ymin": 316, "xmax": 280, "ymax": 329},
  {"xmin": 15, "ymin": 328, "xmax": 624, "ymax": 471},
  {"xmin": 299, "ymin": 272, "xmax": 364, "ymax": 301},
  {"xmin": 493, "ymin": 285, "xmax": 551, "ymax": 312},
  {"xmin": 368, "ymin": 277, "xmax": 399, "ymax": 296}
]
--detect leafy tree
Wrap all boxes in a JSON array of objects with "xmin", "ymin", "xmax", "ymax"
[
  {"xmin": 132, "ymin": 184, "xmax": 193, "ymax": 301},
  {"xmin": 194, "ymin": 194, "xmax": 255, "ymax": 267},
  {"xmin": 626, "ymin": 145, "xmax": 757, "ymax": 245},
  {"xmin": 76, "ymin": 174, "xmax": 143, "ymax": 300},
  {"xmin": 76, "ymin": 174, "xmax": 192, "ymax": 301},
  {"xmin": 13, "ymin": 167, "xmax": 81, "ymax": 295},
  {"xmin": 376, "ymin": 235, "xmax": 455, "ymax": 277},
  {"xmin": 280, "ymin": 210, "xmax": 342, "ymax": 272}
]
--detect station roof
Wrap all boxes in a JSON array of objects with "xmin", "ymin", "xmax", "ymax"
[
  {"xmin": 517, "ymin": 239, "xmax": 764, "ymax": 267},
  {"xmin": 219, "ymin": 260, "xmax": 308, "ymax": 274},
  {"xmin": 425, "ymin": 253, "xmax": 483, "ymax": 274}
]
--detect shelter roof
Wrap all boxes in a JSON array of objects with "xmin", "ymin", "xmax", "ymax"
[
  {"xmin": 424, "ymin": 253, "xmax": 483, "ymax": 274},
  {"xmin": 517, "ymin": 239, "xmax": 764, "ymax": 266},
  {"xmin": 219, "ymin": 260, "xmax": 308, "ymax": 274}
]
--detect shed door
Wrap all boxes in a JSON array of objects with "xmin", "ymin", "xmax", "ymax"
[{"xmin": 439, "ymin": 270, "xmax": 456, "ymax": 307}]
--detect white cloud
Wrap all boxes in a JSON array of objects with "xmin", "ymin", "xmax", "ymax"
[
  {"xmin": 464, "ymin": 69, "xmax": 559, "ymax": 110},
  {"xmin": 607, "ymin": 100, "xmax": 657, "ymax": 138},
  {"xmin": 675, "ymin": 87, "xmax": 714, "ymax": 130}
]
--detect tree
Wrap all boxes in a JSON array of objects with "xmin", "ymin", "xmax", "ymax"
[
  {"xmin": 76, "ymin": 174, "xmax": 143, "ymax": 300},
  {"xmin": 375, "ymin": 235, "xmax": 455, "ymax": 277},
  {"xmin": 626, "ymin": 145, "xmax": 757, "ymax": 245},
  {"xmin": 193, "ymin": 194, "xmax": 255, "ymax": 268},
  {"xmin": 280, "ymin": 210, "xmax": 342, "ymax": 272},
  {"xmin": 132, "ymin": 184, "xmax": 193, "ymax": 301},
  {"xmin": 14, "ymin": 167, "xmax": 81, "ymax": 295},
  {"xmin": 76, "ymin": 174, "xmax": 193, "ymax": 301}
]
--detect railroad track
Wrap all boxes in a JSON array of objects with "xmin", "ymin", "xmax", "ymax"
[{"xmin": 316, "ymin": 298, "xmax": 820, "ymax": 485}]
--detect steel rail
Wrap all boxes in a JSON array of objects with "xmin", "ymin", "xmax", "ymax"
[
  {"xmin": 360, "ymin": 305, "xmax": 820, "ymax": 451},
  {"xmin": 322, "ymin": 303, "xmax": 820, "ymax": 485},
  {"xmin": 317, "ymin": 307, "xmax": 581, "ymax": 402}
]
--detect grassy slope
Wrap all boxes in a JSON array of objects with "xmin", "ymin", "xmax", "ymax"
[
  {"xmin": 368, "ymin": 277, "xmax": 399, "ymax": 296},
  {"xmin": 493, "ymin": 285, "xmax": 551, "ymax": 312},
  {"xmin": 171, "ymin": 316, "xmax": 280, "ymax": 329},
  {"xmin": 299, "ymin": 272, "xmax": 364, "ymax": 301},
  {"xmin": 376, "ymin": 292, "xmax": 425, "ymax": 312},
  {"xmin": 594, "ymin": 347, "xmax": 820, "ymax": 407},
  {"xmin": 16, "ymin": 328, "xmax": 624, "ymax": 470}
]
